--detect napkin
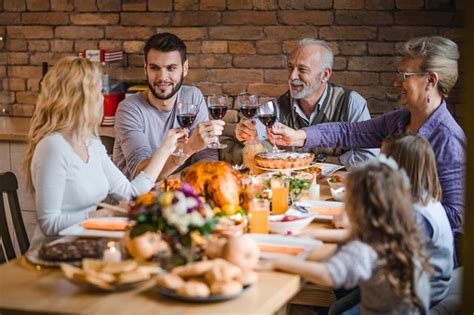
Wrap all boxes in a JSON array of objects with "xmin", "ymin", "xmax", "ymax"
[{"xmin": 82, "ymin": 219, "xmax": 130, "ymax": 231}]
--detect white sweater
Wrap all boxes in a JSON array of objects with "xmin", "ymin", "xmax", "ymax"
[{"xmin": 30, "ymin": 132, "xmax": 154, "ymax": 248}]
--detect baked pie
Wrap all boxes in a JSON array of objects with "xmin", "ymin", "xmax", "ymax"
[{"xmin": 254, "ymin": 152, "xmax": 315, "ymax": 169}]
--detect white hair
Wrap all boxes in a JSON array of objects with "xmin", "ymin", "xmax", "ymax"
[{"xmin": 298, "ymin": 38, "xmax": 334, "ymax": 70}]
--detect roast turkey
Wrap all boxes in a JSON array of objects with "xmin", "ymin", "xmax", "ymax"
[{"xmin": 181, "ymin": 161, "xmax": 241, "ymax": 208}]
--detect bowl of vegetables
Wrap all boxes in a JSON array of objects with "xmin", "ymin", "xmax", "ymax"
[
  {"xmin": 327, "ymin": 173, "xmax": 347, "ymax": 201},
  {"xmin": 258, "ymin": 171, "xmax": 314, "ymax": 202}
]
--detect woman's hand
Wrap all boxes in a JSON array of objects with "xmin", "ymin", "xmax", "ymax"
[
  {"xmin": 266, "ymin": 122, "xmax": 307, "ymax": 147},
  {"xmin": 186, "ymin": 120, "xmax": 225, "ymax": 153},
  {"xmin": 161, "ymin": 128, "xmax": 187, "ymax": 155},
  {"xmin": 235, "ymin": 119, "xmax": 258, "ymax": 142}
]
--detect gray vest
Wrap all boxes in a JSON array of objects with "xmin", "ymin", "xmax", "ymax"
[{"xmin": 278, "ymin": 83, "xmax": 352, "ymax": 158}]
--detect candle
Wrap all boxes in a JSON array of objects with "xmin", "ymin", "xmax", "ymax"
[
  {"xmin": 103, "ymin": 241, "xmax": 122, "ymax": 263},
  {"xmin": 309, "ymin": 184, "xmax": 320, "ymax": 200}
]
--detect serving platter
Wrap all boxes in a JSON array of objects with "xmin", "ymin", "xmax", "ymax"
[
  {"xmin": 156, "ymin": 284, "xmax": 252, "ymax": 303},
  {"xmin": 292, "ymin": 200, "xmax": 345, "ymax": 220}
]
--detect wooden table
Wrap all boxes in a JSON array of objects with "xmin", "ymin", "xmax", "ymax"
[{"xmin": 0, "ymin": 175, "xmax": 340, "ymax": 314}]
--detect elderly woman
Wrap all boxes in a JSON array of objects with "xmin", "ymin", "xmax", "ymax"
[
  {"xmin": 24, "ymin": 56, "xmax": 199, "ymax": 248},
  {"xmin": 270, "ymin": 36, "xmax": 466, "ymax": 265}
]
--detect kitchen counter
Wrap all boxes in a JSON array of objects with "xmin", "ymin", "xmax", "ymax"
[{"xmin": 0, "ymin": 116, "xmax": 115, "ymax": 141}]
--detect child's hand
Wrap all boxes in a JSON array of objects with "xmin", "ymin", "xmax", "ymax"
[{"xmin": 332, "ymin": 211, "xmax": 350, "ymax": 229}]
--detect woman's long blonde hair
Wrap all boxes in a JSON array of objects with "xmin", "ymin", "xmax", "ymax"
[
  {"xmin": 24, "ymin": 56, "xmax": 103, "ymax": 190},
  {"xmin": 382, "ymin": 134, "xmax": 442, "ymax": 205},
  {"xmin": 346, "ymin": 162, "xmax": 430, "ymax": 314}
]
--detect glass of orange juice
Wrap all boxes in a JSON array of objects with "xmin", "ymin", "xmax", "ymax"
[
  {"xmin": 248, "ymin": 199, "xmax": 270, "ymax": 234},
  {"xmin": 271, "ymin": 177, "xmax": 289, "ymax": 214}
]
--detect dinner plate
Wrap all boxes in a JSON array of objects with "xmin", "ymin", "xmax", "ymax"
[
  {"xmin": 59, "ymin": 217, "xmax": 128, "ymax": 238},
  {"xmin": 156, "ymin": 284, "xmax": 252, "ymax": 303},
  {"xmin": 292, "ymin": 200, "xmax": 345, "ymax": 220},
  {"xmin": 248, "ymin": 234, "xmax": 321, "ymax": 260},
  {"xmin": 66, "ymin": 276, "xmax": 151, "ymax": 292}
]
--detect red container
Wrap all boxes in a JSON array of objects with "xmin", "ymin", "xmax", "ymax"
[{"xmin": 102, "ymin": 93, "xmax": 125, "ymax": 126}]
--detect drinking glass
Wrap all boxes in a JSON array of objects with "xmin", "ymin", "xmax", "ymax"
[
  {"xmin": 248, "ymin": 198, "xmax": 270, "ymax": 234},
  {"xmin": 237, "ymin": 92, "xmax": 259, "ymax": 120},
  {"xmin": 257, "ymin": 99, "xmax": 283, "ymax": 153},
  {"xmin": 271, "ymin": 177, "xmax": 289, "ymax": 214},
  {"xmin": 207, "ymin": 94, "xmax": 228, "ymax": 149},
  {"xmin": 173, "ymin": 102, "xmax": 198, "ymax": 157}
]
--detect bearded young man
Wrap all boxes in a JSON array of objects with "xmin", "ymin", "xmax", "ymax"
[
  {"xmin": 113, "ymin": 33, "xmax": 223, "ymax": 180},
  {"xmin": 234, "ymin": 38, "xmax": 377, "ymax": 167}
]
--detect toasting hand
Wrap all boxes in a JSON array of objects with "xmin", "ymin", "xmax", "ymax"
[{"xmin": 266, "ymin": 122, "xmax": 307, "ymax": 147}]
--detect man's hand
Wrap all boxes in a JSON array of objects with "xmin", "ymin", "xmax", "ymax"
[
  {"xmin": 235, "ymin": 119, "xmax": 258, "ymax": 142},
  {"xmin": 267, "ymin": 122, "xmax": 307, "ymax": 147},
  {"xmin": 185, "ymin": 120, "xmax": 225, "ymax": 154}
]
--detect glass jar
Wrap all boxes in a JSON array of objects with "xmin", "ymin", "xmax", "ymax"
[{"xmin": 243, "ymin": 140, "xmax": 265, "ymax": 174}]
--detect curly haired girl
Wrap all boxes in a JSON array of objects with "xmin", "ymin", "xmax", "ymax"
[{"xmin": 268, "ymin": 160, "xmax": 430, "ymax": 314}]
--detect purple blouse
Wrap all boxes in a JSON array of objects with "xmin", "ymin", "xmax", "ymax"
[{"xmin": 303, "ymin": 101, "xmax": 466, "ymax": 235}]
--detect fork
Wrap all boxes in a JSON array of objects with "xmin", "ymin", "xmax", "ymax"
[{"xmin": 292, "ymin": 204, "xmax": 309, "ymax": 213}]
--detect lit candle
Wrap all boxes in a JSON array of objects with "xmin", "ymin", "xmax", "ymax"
[{"xmin": 103, "ymin": 241, "xmax": 122, "ymax": 263}]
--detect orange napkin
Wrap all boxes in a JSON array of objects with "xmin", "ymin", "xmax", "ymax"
[
  {"xmin": 82, "ymin": 219, "xmax": 130, "ymax": 231},
  {"xmin": 258, "ymin": 244, "xmax": 305, "ymax": 256},
  {"xmin": 308, "ymin": 206, "xmax": 343, "ymax": 216}
]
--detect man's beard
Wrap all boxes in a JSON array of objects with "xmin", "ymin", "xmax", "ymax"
[
  {"xmin": 288, "ymin": 78, "xmax": 320, "ymax": 99},
  {"xmin": 147, "ymin": 72, "xmax": 184, "ymax": 101}
]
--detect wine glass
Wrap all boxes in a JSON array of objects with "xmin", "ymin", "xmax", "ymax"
[
  {"xmin": 207, "ymin": 94, "xmax": 228, "ymax": 149},
  {"xmin": 237, "ymin": 92, "xmax": 259, "ymax": 120},
  {"xmin": 173, "ymin": 102, "xmax": 198, "ymax": 157},
  {"xmin": 257, "ymin": 99, "xmax": 283, "ymax": 153}
]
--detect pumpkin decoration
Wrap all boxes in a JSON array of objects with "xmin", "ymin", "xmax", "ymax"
[
  {"xmin": 181, "ymin": 161, "xmax": 241, "ymax": 209},
  {"xmin": 124, "ymin": 231, "xmax": 162, "ymax": 261},
  {"xmin": 223, "ymin": 235, "xmax": 260, "ymax": 270}
]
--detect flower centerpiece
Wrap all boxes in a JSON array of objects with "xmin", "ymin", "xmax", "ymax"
[{"xmin": 127, "ymin": 183, "xmax": 217, "ymax": 265}]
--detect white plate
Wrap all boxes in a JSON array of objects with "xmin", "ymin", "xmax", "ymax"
[
  {"xmin": 316, "ymin": 163, "xmax": 345, "ymax": 176},
  {"xmin": 59, "ymin": 217, "xmax": 127, "ymax": 238},
  {"xmin": 249, "ymin": 233, "xmax": 321, "ymax": 260},
  {"xmin": 292, "ymin": 200, "xmax": 345, "ymax": 220}
]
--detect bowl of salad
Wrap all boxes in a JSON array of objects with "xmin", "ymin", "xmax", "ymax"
[
  {"xmin": 258, "ymin": 171, "xmax": 314, "ymax": 202},
  {"xmin": 327, "ymin": 174, "xmax": 347, "ymax": 190}
]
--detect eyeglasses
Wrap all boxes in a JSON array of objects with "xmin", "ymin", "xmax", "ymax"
[{"xmin": 396, "ymin": 72, "xmax": 426, "ymax": 81}]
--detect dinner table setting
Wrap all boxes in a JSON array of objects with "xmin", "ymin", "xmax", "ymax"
[{"xmin": 0, "ymin": 101, "xmax": 349, "ymax": 314}]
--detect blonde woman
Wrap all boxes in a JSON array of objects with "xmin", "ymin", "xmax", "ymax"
[
  {"xmin": 24, "ymin": 56, "xmax": 185, "ymax": 248},
  {"xmin": 266, "ymin": 160, "xmax": 431, "ymax": 314}
]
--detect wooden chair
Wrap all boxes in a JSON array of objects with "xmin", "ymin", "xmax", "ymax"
[
  {"xmin": 100, "ymin": 135, "xmax": 115, "ymax": 158},
  {"xmin": 0, "ymin": 171, "xmax": 30, "ymax": 262}
]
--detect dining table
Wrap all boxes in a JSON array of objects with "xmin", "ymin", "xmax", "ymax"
[{"xmin": 0, "ymin": 171, "xmax": 340, "ymax": 315}]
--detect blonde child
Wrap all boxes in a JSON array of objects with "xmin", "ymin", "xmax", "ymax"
[{"xmin": 382, "ymin": 134, "xmax": 453, "ymax": 307}]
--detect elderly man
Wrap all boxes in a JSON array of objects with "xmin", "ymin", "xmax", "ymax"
[
  {"xmin": 113, "ymin": 33, "xmax": 223, "ymax": 180},
  {"xmin": 235, "ymin": 38, "xmax": 377, "ymax": 167}
]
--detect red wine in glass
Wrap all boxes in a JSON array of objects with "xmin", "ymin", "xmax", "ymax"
[
  {"xmin": 240, "ymin": 106, "xmax": 258, "ymax": 119},
  {"xmin": 177, "ymin": 113, "xmax": 196, "ymax": 128},
  {"xmin": 258, "ymin": 113, "xmax": 277, "ymax": 127},
  {"xmin": 173, "ymin": 103, "xmax": 198, "ymax": 157},
  {"xmin": 207, "ymin": 94, "xmax": 228, "ymax": 149},
  {"xmin": 209, "ymin": 106, "xmax": 228, "ymax": 120}
]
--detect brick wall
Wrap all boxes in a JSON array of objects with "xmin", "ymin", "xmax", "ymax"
[{"xmin": 0, "ymin": 0, "xmax": 464, "ymax": 121}]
